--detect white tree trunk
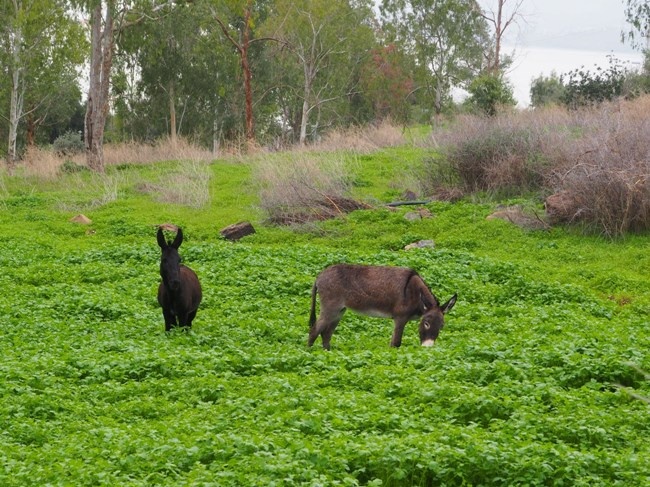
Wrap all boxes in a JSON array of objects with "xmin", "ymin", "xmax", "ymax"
[
  {"xmin": 7, "ymin": 21, "xmax": 23, "ymax": 167},
  {"xmin": 299, "ymin": 97, "xmax": 309, "ymax": 145},
  {"xmin": 85, "ymin": 1, "xmax": 113, "ymax": 173},
  {"xmin": 299, "ymin": 59, "xmax": 315, "ymax": 145},
  {"xmin": 212, "ymin": 113, "xmax": 221, "ymax": 156},
  {"xmin": 169, "ymin": 81, "xmax": 177, "ymax": 146}
]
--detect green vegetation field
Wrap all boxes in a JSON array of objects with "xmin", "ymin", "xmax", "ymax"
[{"xmin": 1, "ymin": 148, "xmax": 649, "ymax": 486}]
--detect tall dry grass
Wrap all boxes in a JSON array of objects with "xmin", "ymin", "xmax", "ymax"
[
  {"xmin": 153, "ymin": 158, "xmax": 212, "ymax": 209},
  {"xmin": 19, "ymin": 137, "xmax": 213, "ymax": 178},
  {"xmin": 101, "ymin": 137, "xmax": 213, "ymax": 166},
  {"xmin": 17, "ymin": 137, "xmax": 213, "ymax": 210},
  {"xmin": 304, "ymin": 120, "xmax": 407, "ymax": 153},
  {"xmin": 22, "ymin": 146, "xmax": 67, "ymax": 179}
]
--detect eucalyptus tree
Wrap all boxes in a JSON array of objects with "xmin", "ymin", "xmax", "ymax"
[
  {"xmin": 359, "ymin": 43, "xmax": 416, "ymax": 124},
  {"xmin": 622, "ymin": 0, "xmax": 650, "ymax": 50},
  {"xmin": 117, "ymin": 1, "xmax": 200, "ymax": 144},
  {"xmin": 203, "ymin": 0, "xmax": 275, "ymax": 146},
  {"xmin": 261, "ymin": 0, "xmax": 376, "ymax": 145},
  {"xmin": 0, "ymin": 0, "xmax": 85, "ymax": 166},
  {"xmin": 73, "ymin": 0, "xmax": 181, "ymax": 172},
  {"xmin": 478, "ymin": 0, "xmax": 525, "ymax": 72},
  {"xmin": 24, "ymin": 69, "xmax": 83, "ymax": 146},
  {"xmin": 116, "ymin": 0, "xmax": 243, "ymax": 149},
  {"xmin": 380, "ymin": 0, "xmax": 490, "ymax": 118}
]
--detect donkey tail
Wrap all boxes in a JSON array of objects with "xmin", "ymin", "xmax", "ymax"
[{"xmin": 309, "ymin": 282, "xmax": 318, "ymax": 329}]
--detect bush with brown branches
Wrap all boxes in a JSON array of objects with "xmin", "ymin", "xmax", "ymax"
[
  {"xmin": 253, "ymin": 154, "xmax": 369, "ymax": 225},
  {"xmin": 425, "ymin": 96, "xmax": 650, "ymax": 237}
]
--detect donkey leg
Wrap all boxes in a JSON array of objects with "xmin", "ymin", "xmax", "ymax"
[
  {"xmin": 177, "ymin": 311, "xmax": 195, "ymax": 331},
  {"xmin": 320, "ymin": 319, "xmax": 342, "ymax": 351},
  {"xmin": 307, "ymin": 318, "xmax": 328, "ymax": 347},
  {"xmin": 185, "ymin": 309, "xmax": 197, "ymax": 329},
  {"xmin": 163, "ymin": 309, "xmax": 177, "ymax": 332},
  {"xmin": 390, "ymin": 317, "xmax": 409, "ymax": 348},
  {"xmin": 308, "ymin": 309, "xmax": 344, "ymax": 349}
]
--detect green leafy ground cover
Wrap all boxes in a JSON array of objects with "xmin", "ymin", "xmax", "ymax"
[{"xmin": 0, "ymin": 150, "xmax": 649, "ymax": 486}]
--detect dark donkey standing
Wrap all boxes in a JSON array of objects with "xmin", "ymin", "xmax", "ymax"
[
  {"xmin": 157, "ymin": 227, "xmax": 202, "ymax": 331},
  {"xmin": 309, "ymin": 264, "xmax": 457, "ymax": 350}
]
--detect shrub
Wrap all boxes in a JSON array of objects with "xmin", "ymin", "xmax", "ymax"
[
  {"xmin": 560, "ymin": 56, "xmax": 629, "ymax": 108},
  {"xmin": 253, "ymin": 154, "xmax": 367, "ymax": 224},
  {"xmin": 59, "ymin": 160, "xmax": 88, "ymax": 174},
  {"xmin": 426, "ymin": 95, "xmax": 650, "ymax": 236},
  {"xmin": 557, "ymin": 161, "xmax": 650, "ymax": 237},
  {"xmin": 547, "ymin": 97, "xmax": 650, "ymax": 237},
  {"xmin": 424, "ymin": 114, "xmax": 554, "ymax": 195},
  {"xmin": 530, "ymin": 71, "xmax": 566, "ymax": 108},
  {"xmin": 53, "ymin": 131, "xmax": 84, "ymax": 156},
  {"xmin": 464, "ymin": 73, "xmax": 517, "ymax": 116}
]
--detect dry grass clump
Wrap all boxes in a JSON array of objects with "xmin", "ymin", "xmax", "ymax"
[
  {"xmin": 17, "ymin": 136, "xmax": 212, "ymax": 178},
  {"xmin": 21, "ymin": 146, "xmax": 66, "ymax": 179},
  {"xmin": 102, "ymin": 137, "xmax": 213, "ymax": 166},
  {"xmin": 253, "ymin": 154, "xmax": 368, "ymax": 224},
  {"xmin": 137, "ymin": 158, "xmax": 212, "ymax": 209},
  {"xmin": 310, "ymin": 120, "xmax": 406, "ymax": 153},
  {"xmin": 54, "ymin": 172, "xmax": 127, "ymax": 212}
]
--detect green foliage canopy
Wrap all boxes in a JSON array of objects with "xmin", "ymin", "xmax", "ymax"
[
  {"xmin": 465, "ymin": 72, "xmax": 516, "ymax": 115},
  {"xmin": 380, "ymin": 0, "xmax": 490, "ymax": 117}
]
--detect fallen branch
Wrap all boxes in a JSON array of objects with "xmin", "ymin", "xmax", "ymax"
[{"xmin": 386, "ymin": 200, "xmax": 431, "ymax": 207}]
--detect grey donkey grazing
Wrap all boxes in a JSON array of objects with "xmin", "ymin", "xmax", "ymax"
[{"xmin": 308, "ymin": 264, "xmax": 457, "ymax": 350}]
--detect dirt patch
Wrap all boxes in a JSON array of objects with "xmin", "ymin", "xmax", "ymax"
[{"xmin": 486, "ymin": 205, "xmax": 549, "ymax": 230}]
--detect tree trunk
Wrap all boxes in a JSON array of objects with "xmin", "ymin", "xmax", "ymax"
[
  {"xmin": 212, "ymin": 1, "xmax": 256, "ymax": 147},
  {"xmin": 242, "ymin": 2, "xmax": 254, "ymax": 144},
  {"xmin": 169, "ymin": 81, "xmax": 177, "ymax": 146},
  {"xmin": 212, "ymin": 113, "xmax": 221, "ymax": 155},
  {"xmin": 299, "ymin": 98, "xmax": 309, "ymax": 145},
  {"xmin": 493, "ymin": 0, "xmax": 504, "ymax": 72},
  {"xmin": 85, "ymin": 1, "xmax": 114, "ymax": 173},
  {"xmin": 7, "ymin": 23, "xmax": 23, "ymax": 168},
  {"xmin": 26, "ymin": 110, "xmax": 36, "ymax": 147},
  {"xmin": 299, "ymin": 60, "xmax": 314, "ymax": 145}
]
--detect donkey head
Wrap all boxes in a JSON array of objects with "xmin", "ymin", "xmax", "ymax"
[
  {"xmin": 157, "ymin": 227, "xmax": 183, "ymax": 291},
  {"xmin": 418, "ymin": 293, "xmax": 457, "ymax": 347}
]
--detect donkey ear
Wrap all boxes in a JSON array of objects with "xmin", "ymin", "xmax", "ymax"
[
  {"xmin": 171, "ymin": 227, "xmax": 183, "ymax": 249},
  {"xmin": 440, "ymin": 294, "xmax": 457, "ymax": 314},
  {"xmin": 157, "ymin": 227, "xmax": 167, "ymax": 249},
  {"xmin": 420, "ymin": 292, "xmax": 437, "ymax": 311}
]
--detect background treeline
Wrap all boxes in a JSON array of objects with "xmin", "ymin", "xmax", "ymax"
[
  {"xmin": 0, "ymin": 0, "xmax": 499, "ymax": 165},
  {"xmin": 4, "ymin": 0, "xmax": 647, "ymax": 166}
]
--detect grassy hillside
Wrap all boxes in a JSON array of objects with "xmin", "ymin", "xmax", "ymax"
[{"xmin": 0, "ymin": 148, "xmax": 649, "ymax": 486}]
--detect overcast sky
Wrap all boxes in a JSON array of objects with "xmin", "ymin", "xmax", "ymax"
[{"xmin": 476, "ymin": 0, "xmax": 644, "ymax": 106}]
